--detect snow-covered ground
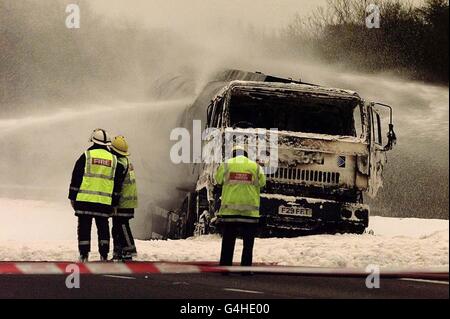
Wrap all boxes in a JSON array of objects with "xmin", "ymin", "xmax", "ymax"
[{"xmin": 0, "ymin": 198, "xmax": 448, "ymax": 269}]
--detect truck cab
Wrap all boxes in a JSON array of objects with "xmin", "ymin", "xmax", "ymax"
[{"xmin": 170, "ymin": 70, "xmax": 396, "ymax": 238}]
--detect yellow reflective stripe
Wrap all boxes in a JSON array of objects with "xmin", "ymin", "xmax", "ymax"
[
  {"xmin": 122, "ymin": 224, "xmax": 133, "ymax": 247},
  {"xmin": 227, "ymin": 180, "xmax": 253, "ymax": 185},
  {"xmin": 84, "ymin": 173, "xmax": 115, "ymax": 179},
  {"xmin": 75, "ymin": 210, "xmax": 111, "ymax": 217},
  {"xmin": 222, "ymin": 204, "xmax": 259, "ymax": 211},
  {"xmin": 77, "ymin": 189, "xmax": 113, "ymax": 198}
]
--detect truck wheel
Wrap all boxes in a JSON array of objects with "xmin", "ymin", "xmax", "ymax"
[
  {"xmin": 352, "ymin": 226, "xmax": 366, "ymax": 235},
  {"xmin": 339, "ymin": 225, "xmax": 366, "ymax": 235}
]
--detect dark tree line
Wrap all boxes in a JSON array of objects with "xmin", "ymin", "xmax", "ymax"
[{"xmin": 283, "ymin": 0, "xmax": 449, "ymax": 84}]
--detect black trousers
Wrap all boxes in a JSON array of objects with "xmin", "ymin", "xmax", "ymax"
[
  {"xmin": 77, "ymin": 215, "xmax": 110, "ymax": 258},
  {"xmin": 219, "ymin": 222, "xmax": 257, "ymax": 266},
  {"xmin": 112, "ymin": 216, "xmax": 137, "ymax": 257}
]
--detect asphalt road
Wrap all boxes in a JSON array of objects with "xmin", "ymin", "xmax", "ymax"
[{"xmin": 0, "ymin": 273, "xmax": 448, "ymax": 299}]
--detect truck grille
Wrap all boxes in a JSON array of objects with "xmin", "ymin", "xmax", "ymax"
[{"xmin": 269, "ymin": 167, "xmax": 340, "ymax": 185}]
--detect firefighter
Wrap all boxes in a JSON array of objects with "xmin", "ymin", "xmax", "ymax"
[
  {"xmin": 215, "ymin": 145, "xmax": 266, "ymax": 267},
  {"xmin": 110, "ymin": 136, "xmax": 138, "ymax": 261},
  {"xmin": 69, "ymin": 129, "xmax": 125, "ymax": 262}
]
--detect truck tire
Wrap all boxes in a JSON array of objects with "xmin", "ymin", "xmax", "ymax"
[
  {"xmin": 350, "ymin": 225, "xmax": 366, "ymax": 235},
  {"xmin": 337, "ymin": 224, "xmax": 366, "ymax": 235}
]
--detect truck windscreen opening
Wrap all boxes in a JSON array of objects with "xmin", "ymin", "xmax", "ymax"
[{"xmin": 228, "ymin": 89, "xmax": 358, "ymax": 136}]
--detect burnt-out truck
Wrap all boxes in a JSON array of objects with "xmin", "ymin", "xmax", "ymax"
[{"xmin": 163, "ymin": 70, "xmax": 396, "ymax": 238}]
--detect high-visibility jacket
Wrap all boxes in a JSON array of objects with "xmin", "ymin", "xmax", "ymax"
[
  {"xmin": 215, "ymin": 155, "xmax": 266, "ymax": 223},
  {"xmin": 76, "ymin": 149, "xmax": 117, "ymax": 206},
  {"xmin": 117, "ymin": 156, "xmax": 138, "ymax": 209}
]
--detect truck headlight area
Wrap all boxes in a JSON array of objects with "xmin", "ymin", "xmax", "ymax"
[
  {"xmin": 341, "ymin": 209, "xmax": 353, "ymax": 219},
  {"xmin": 260, "ymin": 194, "xmax": 370, "ymax": 234},
  {"xmin": 162, "ymin": 70, "xmax": 395, "ymax": 239}
]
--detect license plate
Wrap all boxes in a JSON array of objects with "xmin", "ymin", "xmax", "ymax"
[{"xmin": 278, "ymin": 206, "xmax": 313, "ymax": 217}]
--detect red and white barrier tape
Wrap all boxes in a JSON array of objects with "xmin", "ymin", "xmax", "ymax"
[{"xmin": 0, "ymin": 262, "xmax": 448, "ymax": 280}]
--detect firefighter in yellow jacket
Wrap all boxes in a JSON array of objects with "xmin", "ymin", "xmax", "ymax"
[
  {"xmin": 110, "ymin": 136, "xmax": 138, "ymax": 261},
  {"xmin": 69, "ymin": 129, "xmax": 125, "ymax": 262},
  {"xmin": 215, "ymin": 145, "xmax": 266, "ymax": 267}
]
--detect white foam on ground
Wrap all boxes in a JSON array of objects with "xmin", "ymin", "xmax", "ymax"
[{"xmin": 0, "ymin": 198, "xmax": 448, "ymax": 269}]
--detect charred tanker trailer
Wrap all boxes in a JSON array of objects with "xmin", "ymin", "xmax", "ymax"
[{"xmin": 162, "ymin": 70, "xmax": 396, "ymax": 238}]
